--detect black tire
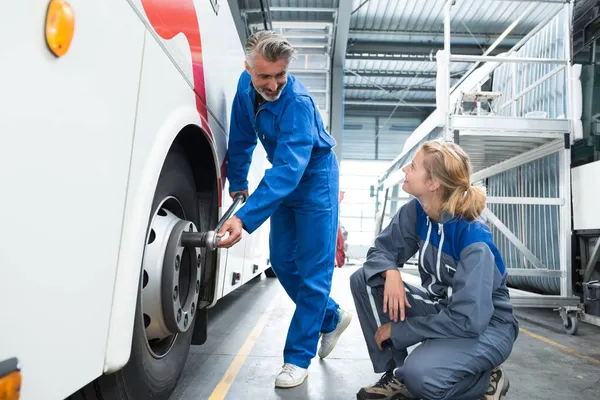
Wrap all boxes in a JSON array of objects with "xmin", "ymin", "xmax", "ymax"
[
  {"xmin": 73, "ymin": 146, "xmax": 199, "ymax": 399},
  {"xmin": 264, "ymin": 267, "xmax": 277, "ymax": 278}
]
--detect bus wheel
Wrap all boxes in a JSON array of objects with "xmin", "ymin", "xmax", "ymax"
[{"xmin": 77, "ymin": 146, "xmax": 201, "ymax": 399}]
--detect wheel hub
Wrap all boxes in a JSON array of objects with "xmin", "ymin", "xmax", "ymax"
[
  {"xmin": 162, "ymin": 220, "xmax": 201, "ymax": 333},
  {"xmin": 142, "ymin": 199, "xmax": 201, "ymax": 344}
]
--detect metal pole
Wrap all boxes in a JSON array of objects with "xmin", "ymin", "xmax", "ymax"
[
  {"xmin": 564, "ymin": 1, "xmax": 573, "ymax": 141},
  {"xmin": 560, "ymin": 0, "xmax": 574, "ymax": 298},
  {"xmin": 376, "ymin": 188, "xmax": 390, "ymax": 235},
  {"xmin": 511, "ymin": 62, "xmax": 518, "ymax": 116},
  {"xmin": 444, "ymin": 0, "xmax": 452, "ymax": 142}
]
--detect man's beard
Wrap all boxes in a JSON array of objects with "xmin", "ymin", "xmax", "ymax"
[{"xmin": 256, "ymin": 86, "xmax": 284, "ymax": 102}]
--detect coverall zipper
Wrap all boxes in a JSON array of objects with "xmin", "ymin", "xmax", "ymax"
[
  {"xmin": 421, "ymin": 220, "xmax": 439, "ymax": 296},
  {"xmin": 436, "ymin": 223, "xmax": 444, "ymax": 282},
  {"xmin": 249, "ymin": 93, "xmax": 267, "ymax": 139}
]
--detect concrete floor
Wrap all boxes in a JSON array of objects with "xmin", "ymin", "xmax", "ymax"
[{"xmin": 173, "ymin": 265, "xmax": 600, "ymax": 400}]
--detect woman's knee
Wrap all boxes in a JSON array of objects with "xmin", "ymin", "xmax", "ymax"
[{"xmin": 404, "ymin": 355, "xmax": 449, "ymax": 400}]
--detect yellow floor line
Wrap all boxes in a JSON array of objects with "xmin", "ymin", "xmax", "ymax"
[
  {"xmin": 519, "ymin": 327, "xmax": 600, "ymax": 365},
  {"xmin": 208, "ymin": 291, "xmax": 282, "ymax": 400}
]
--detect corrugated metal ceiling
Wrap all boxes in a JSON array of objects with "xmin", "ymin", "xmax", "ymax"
[
  {"xmin": 235, "ymin": 0, "xmax": 568, "ymax": 159},
  {"xmin": 237, "ymin": 0, "xmax": 562, "ymax": 111},
  {"xmin": 350, "ymin": 0, "xmax": 553, "ymax": 34},
  {"xmin": 344, "ymin": 59, "xmax": 472, "ymax": 74},
  {"xmin": 344, "ymin": 0, "xmax": 565, "ymax": 107}
]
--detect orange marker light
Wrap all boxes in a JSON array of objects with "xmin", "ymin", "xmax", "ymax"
[
  {"xmin": 45, "ymin": 0, "xmax": 75, "ymax": 57},
  {"xmin": 0, "ymin": 371, "xmax": 21, "ymax": 400}
]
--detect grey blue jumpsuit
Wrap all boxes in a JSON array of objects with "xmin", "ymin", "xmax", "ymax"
[
  {"xmin": 350, "ymin": 198, "xmax": 519, "ymax": 400},
  {"xmin": 227, "ymin": 71, "xmax": 340, "ymax": 369}
]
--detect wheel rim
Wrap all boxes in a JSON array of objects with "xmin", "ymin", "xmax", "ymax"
[{"xmin": 141, "ymin": 196, "xmax": 202, "ymax": 358}]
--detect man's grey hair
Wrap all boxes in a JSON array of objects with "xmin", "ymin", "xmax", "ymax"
[{"xmin": 245, "ymin": 31, "xmax": 297, "ymax": 67}]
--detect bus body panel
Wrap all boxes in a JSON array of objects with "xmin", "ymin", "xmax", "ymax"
[{"xmin": 0, "ymin": 0, "xmax": 145, "ymax": 399}]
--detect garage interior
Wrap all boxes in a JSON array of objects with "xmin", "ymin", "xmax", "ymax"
[{"xmin": 174, "ymin": 1, "xmax": 600, "ymax": 399}]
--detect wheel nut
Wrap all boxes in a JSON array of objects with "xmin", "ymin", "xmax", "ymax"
[
  {"xmin": 197, "ymin": 254, "xmax": 201, "ymax": 267},
  {"xmin": 177, "ymin": 309, "xmax": 182, "ymax": 322},
  {"xmin": 184, "ymin": 314, "xmax": 189, "ymax": 327},
  {"xmin": 196, "ymin": 281, "xmax": 200, "ymax": 294},
  {"xmin": 175, "ymin": 255, "xmax": 180, "ymax": 271},
  {"xmin": 173, "ymin": 286, "xmax": 178, "ymax": 302},
  {"xmin": 191, "ymin": 303, "xmax": 196, "ymax": 315}
]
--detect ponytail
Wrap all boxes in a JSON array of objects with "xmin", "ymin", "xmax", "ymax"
[{"xmin": 444, "ymin": 185, "xmax": 486, "ymax": 221}]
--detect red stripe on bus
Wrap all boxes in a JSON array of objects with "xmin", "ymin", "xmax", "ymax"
[{"xmin": 141, "ymin": 0, "xmax": 228, "ymax": 204}]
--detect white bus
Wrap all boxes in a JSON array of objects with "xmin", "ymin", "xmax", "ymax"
[{"xmin": 0, "ymin": 1, "xmax": 272, "ymax": 399}]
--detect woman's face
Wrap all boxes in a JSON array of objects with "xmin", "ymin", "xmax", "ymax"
[{"xmin": 401, "ymin": 150, "xmax": 434, "ymax": 198}]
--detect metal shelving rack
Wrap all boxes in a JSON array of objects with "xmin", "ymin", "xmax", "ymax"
[{"xmin": 376, "ymin": 0, "xmax": 584, "ymax": 334}]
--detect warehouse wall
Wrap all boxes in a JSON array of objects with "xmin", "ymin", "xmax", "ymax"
[
  {"xmin": 341, "ymin": 116, "xmax": 420, "ymax": 161},
  {"xmin": 338, "ymin": 114, "xmax": 420, "ymax": 259}
]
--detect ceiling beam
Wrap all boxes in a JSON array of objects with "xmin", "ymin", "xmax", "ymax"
[
  {"xmin": 243, "ymin": 7, "xmax": 338, "ymax": 14},
  {"xmin": 249, "ymin": 21, "xmax": 333, "ymax": 30},
  {"xmin": 345, "ymin": 85, "xmax": 436, "ymax": 93},
  {"xmin": 345, "ymin": 99, "xmax": 437, "ymax": 107},
  {"xmin": 343, "ymin": 108, "xmax": 428, "ymax": 119},
  {"xmin": 346, "ymin": 54, "xmax": 436, "ymax": 61},
  {"xmin": 346, "ymin": 40, "xmax": 514, "ymax": 56},
  {"xmin": 345, "ymin": 70, "xmax": 438, "ymax": 78},
  {"xmin": 348, "ymin": 30, "xmax": 523, "ymax": 46}
]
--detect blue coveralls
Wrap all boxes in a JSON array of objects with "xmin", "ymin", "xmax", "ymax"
[{"xmin": 227, "ymin": 71, "xmax": 341, "ymax": 368}]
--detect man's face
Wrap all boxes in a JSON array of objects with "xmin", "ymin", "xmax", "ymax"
[{"xmin": 245, "ymin": 53, "xmax": 288, "ymax": 102}]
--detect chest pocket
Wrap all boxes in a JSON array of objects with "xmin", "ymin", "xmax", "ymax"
[
  {"xmin": 256, "ymin": 111, "xmax": 277, "ymax": 142},
  {"xmin": 440, "ymin": 251, "xmax": 458, "ymax": 282},
  {"xmin": 445, "ymin": 263, "xmax": 456, "ymax": 276}
]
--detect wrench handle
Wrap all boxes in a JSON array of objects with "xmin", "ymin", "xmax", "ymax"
[{"xmin": 215, "ymin": 193, "xmax": 246, "ymax": 234}]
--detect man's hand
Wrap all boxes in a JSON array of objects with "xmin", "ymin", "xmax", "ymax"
[
  {"xmin": 217, "ymin": 216, "xmax": 243, "ymax": 248},
  {"xmin": 382, "ymin": 270, "xmax": 411, "ymax": 323},
  {"xmin": 230, "ymin": 190, "xmax": 249, "ymax": 201},
  {"xmin": 375, "ymin": 323, "xmax": 392, "ymax": 351}
]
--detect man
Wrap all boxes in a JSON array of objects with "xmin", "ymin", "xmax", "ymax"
[{"xmin": 217, "ymin": 31, "xmax": 352, "ymax": 388}]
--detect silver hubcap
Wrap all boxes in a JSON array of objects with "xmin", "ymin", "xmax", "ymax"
[{"xmin": 141, "ymin": 197, "xmax": 202, "ymax": 357}]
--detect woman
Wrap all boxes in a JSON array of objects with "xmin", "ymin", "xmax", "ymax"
[{"xmin": 350, "ymin": 141, "xmax": 518, "ymax": 400}]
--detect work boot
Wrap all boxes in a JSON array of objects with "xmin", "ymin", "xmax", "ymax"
[
  {"xmin": 481, "ymin": 366, "xmax": 510, "ymax": 400},
  {"xmin": 318, "ymin": 308, "xmax": 353, "ymax": 358},
  {"xmin": 274, "ymin": 363, "xmax": 308, "ymax": 388},
  {"xmin": 356, "ymin": 370, "xmax": 417, "ymax": 400}
]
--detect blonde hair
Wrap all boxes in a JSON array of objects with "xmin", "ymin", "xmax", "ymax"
[{"xmin": 420, "ymin": 141, "xmax": 486, "ymax": 220}]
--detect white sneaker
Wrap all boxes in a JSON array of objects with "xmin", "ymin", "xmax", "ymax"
[
  {"xmin": 275, "ymin": 363, "xmax": 308, "ymax": 388},
  {"xmin": 318, "ymin": 308, "xmax": 352, "ymax": 359}
]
